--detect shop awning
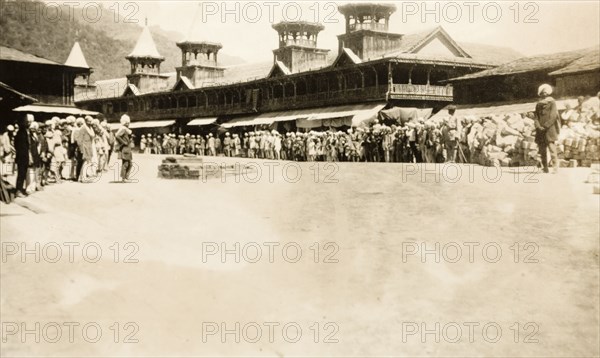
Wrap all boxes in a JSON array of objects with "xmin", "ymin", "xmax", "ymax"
[
  {"xmin": 220, "ymin": 115, "xmax": 269, "ymax": 128},
  {"xmin": 220, "ymin": 102, "xmax": 386, "ymax": 129},
  {"xmin": 128, "ymin": 120, "xmax": 175, "ymax": 129},
  {"xmin": 13, "ymin": 104, "xmax": 98, "ymax": 116},
  {"xmin": 296, "ymin": 102, "xmax": 387, "ymax": 128},
  {"xmin": 187, "ymin": 117, "xmax": 217, "ymax": 126}
]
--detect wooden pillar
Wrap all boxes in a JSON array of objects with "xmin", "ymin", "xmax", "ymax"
[
  {"xmin": 427, "ymin": 67, "xmax": 431, "ymax": 86},
  {"xmin": 408, "ymin": 66, "xmax": 413, "ymax": 85},
  {"xmin": 360, "ymin": 70, "xmax": 365, "ymax": 88},
  {"xmin": 372, "ymin": 66, "xmax": 378, "ymax": 87}
]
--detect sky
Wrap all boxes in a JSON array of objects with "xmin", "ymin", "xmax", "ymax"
[{"xmin": 52, "ymin": 1, "xmax": 600, "ymax": 62}]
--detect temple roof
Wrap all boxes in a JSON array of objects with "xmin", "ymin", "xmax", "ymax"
[
  {"xmin": 65, "ymin": 42, "xmax": 90, "ymax": 68},
  {"xmin": 127, "ymin": 26, "xmax": 163, "ymax": 59}
]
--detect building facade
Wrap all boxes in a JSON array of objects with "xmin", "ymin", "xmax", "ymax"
[
  {"xmin": 448, "ymin": 47, "xmax": 600, "ymax": 105},
  {"xmin": 76, "ymin": 3, "xmax": 520, "ymax": 129},
  {"xmin": 0, "ymin": 43, "xmax": 94, "ymax": 121}
]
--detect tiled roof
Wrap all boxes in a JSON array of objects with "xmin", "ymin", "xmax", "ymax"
[
  {"xmin": 76, "ymin": 72, "xmax": 178, "ymax": 101},
  {"xmin": 200, "ymin": 62, "xmax": 273, "ymax": 87},
  {"xmin": 449, "ymin": 47, "xmax": 598, "ymax": 81},
  {"xmin": 549, "ymin": 48, "xmax": 600, "ymax": 76},
  {"xmin": 0, "ymin": 45, "xmax": 61, "ymax": 66}
]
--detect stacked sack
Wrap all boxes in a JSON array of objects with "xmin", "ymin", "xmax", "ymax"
[
  {"xmin": 470, "ymin": 114, "xmax": 539, "ymax": 167},
  {"xmin": 463, "ymin": 108, "xmax": 599, "ymax": 168},
  {"xmin": 557, "ymin": 112, "xmax": 600, "ymax": 167}
]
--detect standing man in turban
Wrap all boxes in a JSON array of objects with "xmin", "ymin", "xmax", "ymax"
[
  {"xmin": 534, "ymin": 84, "xmax": 560, "ymax": 174},
  {"xmin": 115, "ymin": 114, "xmax": 133, "ymax": 182}
]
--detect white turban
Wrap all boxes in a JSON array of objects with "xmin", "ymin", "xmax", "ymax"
[
  {"xmin": 120, "ymin": 114, "xmax": 131, "ymax": 125},
  {"xmin": 538, "ymin": 84, "xmax": 553, "ymax": 96}
]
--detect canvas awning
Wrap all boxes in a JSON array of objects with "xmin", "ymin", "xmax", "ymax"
[
  {"xmin": 379, "ymin": 107, "xmax": 433, "ymax": 124},
  {"xmin": 429, "ymin": 98, "xmax": 578, "ymax": 121},
  {"xmin": 128, "ymin": 120, "xmax": 175, "ymax": 129},
  {"xmin": 13, "ymin": 104, "xmax": 98, "ymax": 116},
  {"xmin": 220, "ymin": 102, "xmax": 386, "ymax": 129},
  {"xmin": 187, "ymin": 117, "xmax": 217, "ymax": 126},
  {"xmin": 221, "ymin": 116, "xmax": 262, "ymax": 128},
  {"xmin": 296, "ymin": 102, "xmax": 387, "ymax": 128}
]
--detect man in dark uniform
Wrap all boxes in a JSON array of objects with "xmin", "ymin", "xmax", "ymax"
[
  {"xmin": 14, "ymin": 115, "xmax": 30, "ymax": 197},
  {"xmin": 534, "ymin": 84, "xmax": 560, "ymax": 174}
]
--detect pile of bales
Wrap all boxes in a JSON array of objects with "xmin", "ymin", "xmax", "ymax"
[{"xmin": 460, "ymin": 109, "xmax": 599, "ymax": 168}]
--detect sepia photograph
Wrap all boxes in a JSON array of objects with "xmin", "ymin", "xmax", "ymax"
[{"xmin": 0, "ymin": 0, "xmax": 599, "ymax": 356}]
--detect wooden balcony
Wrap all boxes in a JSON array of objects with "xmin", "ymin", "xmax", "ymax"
[
  {"xmin": 81, "ymin": 83, "xmax": 453, "ymax": 122},
  {"xmin": 389, "ymin": 84, "xmax": 453, "ymax": 102},
  {"xmin": 260, "ymin": 85, "xmax": 389, "ymax": 112}
]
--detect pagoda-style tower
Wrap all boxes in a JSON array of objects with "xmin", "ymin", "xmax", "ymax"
[
  {"xmin": 175, "ymin": 14, "xmax": 225, "ymax": 88},
  {"xmin": 337, "ymin": 3, "xmax": 402, "ymax": 61},
  {"xmin": 271, "ymin": 21, "xmax": 330, "ymax": 74},
  {"xmin": 65, "ymin": 41, "xmax": 95, "ymax": 101},
  {"xmin": 65, "ymin": 41, "xmax": 91, "ymax": 84},
  {"xmin": 126, "ymin": 22, "xmax": 169, "ymax": 94}
]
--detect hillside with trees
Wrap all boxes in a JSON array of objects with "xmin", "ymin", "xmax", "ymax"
[{"xmin": 0, "ymin": 0, "xmax": 243, "ymax": 81}]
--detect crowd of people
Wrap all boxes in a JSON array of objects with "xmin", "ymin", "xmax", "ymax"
[
  {"xmin": 0, "ymin": 114, "xmax": 134, "ymax": 198},
  {"xmin": 135, "ymin": 89, "xmax": 600, "ymax": 171},
  {"xmin": 140, "ymin": 119, "xmax": 461, "ymax": 164},
  {"xmin": 1, "ymin": 86, "xmax": 598, "ymax": 200}
]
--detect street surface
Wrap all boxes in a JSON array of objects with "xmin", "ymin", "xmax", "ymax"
[{"xmin": 1, "ymin": 155, "xmax": 599, "ymax": 357}]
